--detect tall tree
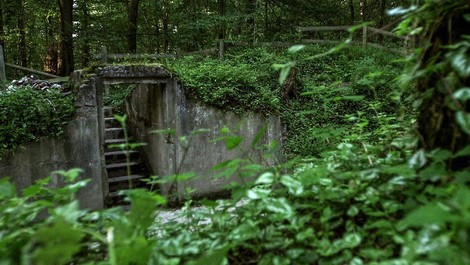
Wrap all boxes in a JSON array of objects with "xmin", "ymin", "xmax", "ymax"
[
  {"xmin": 0, "ymin": 0, "xmax": 4, "ymax": 47},
  {"xmin": 57, "ymin": 0, "xmax": 74, "ymax": 76},
  {"xmin": 80, "ymin": 0, "xmax": 90, "ymax": 67},
  {"xmin": 18, "ymin": 0, "xmax": 27, "ymax": 67},
  {"xmin": 414, "ymin": 0, "xmax": 470, "ymax": 169},
  {"xmin": 349, "ymin": 0, "xmax": 355, "ymax": 24},
  {"xmin": 127, "ymin": 0, "xmax": 140, "ymax": 53}
]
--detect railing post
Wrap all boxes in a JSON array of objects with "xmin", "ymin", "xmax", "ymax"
[
  {"xmin": 0, "ymin": 45, "xmax": 6, "ymax": 82},
  {"xmin": 362, "ymin": 26, "xmax": 368, "ymax": 47},
  {"xmin": 101, "ymin": 46, "xmax": 108, "ymax": 64},
  {"xmin": 175, "ymin": 48, "xmax": 182, "ymax": 59}
]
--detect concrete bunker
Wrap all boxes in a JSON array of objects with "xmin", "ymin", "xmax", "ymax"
[
  {"xmin": 96, "ymin": 65, "xmax": 282, "ymax": 201},
  {"xmin": 0, "ymin": 65, "xmax": 282, "ymax": 209}
]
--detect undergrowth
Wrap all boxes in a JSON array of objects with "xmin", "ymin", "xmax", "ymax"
[
  {"xmin": 165, "ymin": 45, "xmax": 406, "ymax": 157},
  {"xmin": 0, "ymin": 86, "xmax": 74, "ymax": 157}
]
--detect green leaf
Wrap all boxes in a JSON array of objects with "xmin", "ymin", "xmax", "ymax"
[
  {"xmin": 225, "ymin": 136, "xmax": 242, "ymax": 150},
  {"xmin": 454, "ymin": 145, "xmax": 470, "ymax": 157},
  {"xmin": 127, "ymin": 189, "xmax": 158, "ymax": 231},
  {"xmin": 251, "ymin": 126, "xmax": 267, "ymax": 147},
  {"xmin": 33, "ymin": 221, "xmax": 84, "ymax": 265},
  {"xmin": 288, "ymin": 45, "xmax": 305, "ymax": 54},
  {"xmin": 0, "ymin": 178, "xmax": 15, "ymax": 199},
  {"xmin": 188, "ymin": 245, "xmax": 230, "ymax": 265},
  {"xmin": 333, "ymin": 95, "xmax": 365, "ymax": 101},
  {"xmin": 265, "ymin": 198, "xmax": 293, "ymax": 218},
  {"xmin": 456, "ymin": 111, "xmax": 470, "ymax": 135},
  {"xmin": 386, "ymin": 6, "xmax": 418, "ymax": 16},
  {"xmin": 399, "ymin": 203, "xmax": 454, "ymax": 228},
  {"xmin": 113, "ymin": 114, "xmax": 127, "ymax": 124},
  {"xmin": 273, "ymin": 62, "xmax": 295, "ymax": 85},
  {"xmin": 448, "ymin": 49, "xmax": 470, "ymax": 78},
  {"xmin": 342, "ymin": 233, "xmax": 362, "ymax": 249},
  {"xmin": 255, "ymin": 172, "xmax": 274, "ymax": 185},
  {"xmin": 51, "ymin": 201, "xmax": 84, "ymax": 224},
  {"xmin": 246, "ymin": 188, "xmax": 271, "ymax": 200},
  {"xmin": 453, "ymin": 87, "xmax": 470, "ymax": 101},
  {"xmin": 280, "ymin": 175, "xmax": 304, "ymax": 196},
  {"xmin": 52, "ymin": 168, "xmax": 83, "ymax": 182},
  {"xmin": 408, "ymin": 149, "xmax": 427, "ymax": 169},
  {"xmin": 420, "ymin": 162, "xmax": 446, "ymax": 181}
]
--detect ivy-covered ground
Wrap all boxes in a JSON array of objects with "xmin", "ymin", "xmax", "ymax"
[{"xmin": 164, "ymin": 44, "xmax": 407, "ymax": 158}]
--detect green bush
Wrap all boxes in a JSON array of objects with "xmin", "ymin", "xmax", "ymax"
[
  {"xmin": 0, "ymin": 87, "xmax": 74, "ymax": 157},
  {"xmin": 164, "ymin": 45, "xmax": 405, "ymax": 157},
  {"xmin": 165, "ymin": 54, "xmax": 281, "ymax": 114},
  {"xmin": 103, "ymin": 84, "xmax": 135, "ymax": 113}
]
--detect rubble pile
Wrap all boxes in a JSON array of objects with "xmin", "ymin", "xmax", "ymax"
[{"xmin": 6, "ymin": 75, "xmax": 62, "ymax": 91}]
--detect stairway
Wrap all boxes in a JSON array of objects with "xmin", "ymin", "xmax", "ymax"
[{"xmin": 104, "ymin": 107, "xmax": 149, "ymax": 207}]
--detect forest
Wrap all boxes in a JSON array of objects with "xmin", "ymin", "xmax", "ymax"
[
  {"xmin": 1, "ymin": 0, "xmax": 470, "ymax": 264},
  {"xmin": 0, "ymin": 0, "xmax": 410, "ymax": 76}
]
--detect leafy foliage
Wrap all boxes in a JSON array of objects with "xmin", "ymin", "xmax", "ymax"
[
  {"xmin": 165, "ymin": 52, "xmax": 281, "ymax": 114},
  {"xmin": 103, "ymin": 84, "xmax": 135, "ymax": 113},
  {"xmin": 0, "ymin": 86, "xmax": 74, "ymax": 157}
]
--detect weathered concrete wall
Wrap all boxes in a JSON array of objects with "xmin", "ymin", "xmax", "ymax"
[
  {"xmin": 126, "ymin": 79, "xmax": 282, "ymax": 200},
  {"xmin": 0, "ymin": 73, "xmax": 107, "ymax": 210}
]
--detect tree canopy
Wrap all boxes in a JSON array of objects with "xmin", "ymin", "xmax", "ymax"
[{"xmin": 0, "ymin": 0, "xmax": 412, "ymax": 76}]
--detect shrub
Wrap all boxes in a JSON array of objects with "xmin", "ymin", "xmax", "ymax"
[{"xmin": 0, "ymin": 86, "xmax": 74, "ymax": 157}]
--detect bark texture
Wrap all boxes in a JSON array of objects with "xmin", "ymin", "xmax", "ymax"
[
  {"xmin": 417, "ymin": 5, "xmax": 470, "ymax": 169},
  {"xmin": 57, "ymin": 0, "xmax": 74, "ymax": 76}
]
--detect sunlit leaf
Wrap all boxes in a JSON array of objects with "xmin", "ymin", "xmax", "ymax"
[
  {"xmin": 456, "ymin": 111, "xmax": 470, "ymax": 135},
  {"xmin": 387, "ymin": 6, "xmax": 418, "ymax": 16},
  {"xmin": 454, "ymin": 87, "xmax": 470, "ymax": 101},
  {"xmin": 408, "ymin": 149, "xmax": 427, "ymax": 169},
  {"xmin": 288, "ymin": 45, "xmax": 305, "ymax": 54},
  {"xmin": 447, "ymin": 49, "xmax": 470, "ymax": 78},
  {"xmin": 255, "ymin": 172, "xmax": 274, "ymax": 185}
]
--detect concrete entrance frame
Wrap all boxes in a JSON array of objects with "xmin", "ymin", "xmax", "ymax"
[{"xmin": 95, "ymin": 65, "xmax": 282, "ymax": 202}]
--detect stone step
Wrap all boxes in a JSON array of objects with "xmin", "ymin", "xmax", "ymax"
[
  {"xmin": 105, "ymin": 150, "xmax": 138, "ymax": 164},
  {"xmin": 105, "ymin": 138, "xmax": 125, "ymax": 144},
  {"xmin": 106, "ymin": 161, "xmax": 139, "ymax": 170},
  {"xmin": 108, "ymin": 174, "xmax": 144, "ymax": 183},
  {"xmin": 105, "ymin": 150, "xmax": 137, "ymax": 157},
  {"xmin": 105, "ymin": 127, "xmax": 124, "ymax": 139},
  {"xmin": 108, "ymin": 191, "xmax": 122, "ymax": 198},
  {"xmin": 104, "ymin": 107, "xmax": 113, "ymax": 117},
  {"xmin": 104, "ymin": 117, "xmax": 120, "ymax": 128}
]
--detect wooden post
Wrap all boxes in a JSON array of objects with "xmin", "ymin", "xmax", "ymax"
[
  {"xmin": 362, "ymin": 26, "xmax": 368, "ymax": 47},
  {"xmin": 101, "ymin": 46, "xmax": 108, "ymax": 64},
  {"xmin": 218, "ymin": 39, "xmax": 225, "ymax": 61},
  {"xmin": 0, "ymin": 45, "xmax": 6, "ymax": 82},
  {"xmin": 175, "ymin": 48, "xmax": 182, "ymax": 59}
]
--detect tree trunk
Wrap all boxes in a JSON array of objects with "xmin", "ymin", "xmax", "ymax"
[
  {"xmin": 57, "ymin": 0, "xmax": 74, "ymax": 76},
  {"xmin": 0, "ymin": 0, "xmax": 4, "ymax": 47},
  {"xmin": 18, "ymin": 0, "xmax": 27, "ymax": 67},
  {"xmin": 217, "ymin": 0, "xmax": 225, "ymax": 40},
  {"xmin": 417, "ymin": 5, "xmax": 470, "ymax": 170},
  {"xmin": 127, "ymin": 0, "xmax": 140, "ymax": 53},
  {"xmin": 377, "ymin": 0, "xmax": 386, "ymax": 43},
  {"xmin": 349, "ymin": 0, "xmax": 355, "ymax": 24},
  {"xmin": 163, "ymin": 0, "xmax": 169, "ymax": 52},
  {"xmin": 81, "ymin": 0, "xmax": 90, "ymax": 67}
]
